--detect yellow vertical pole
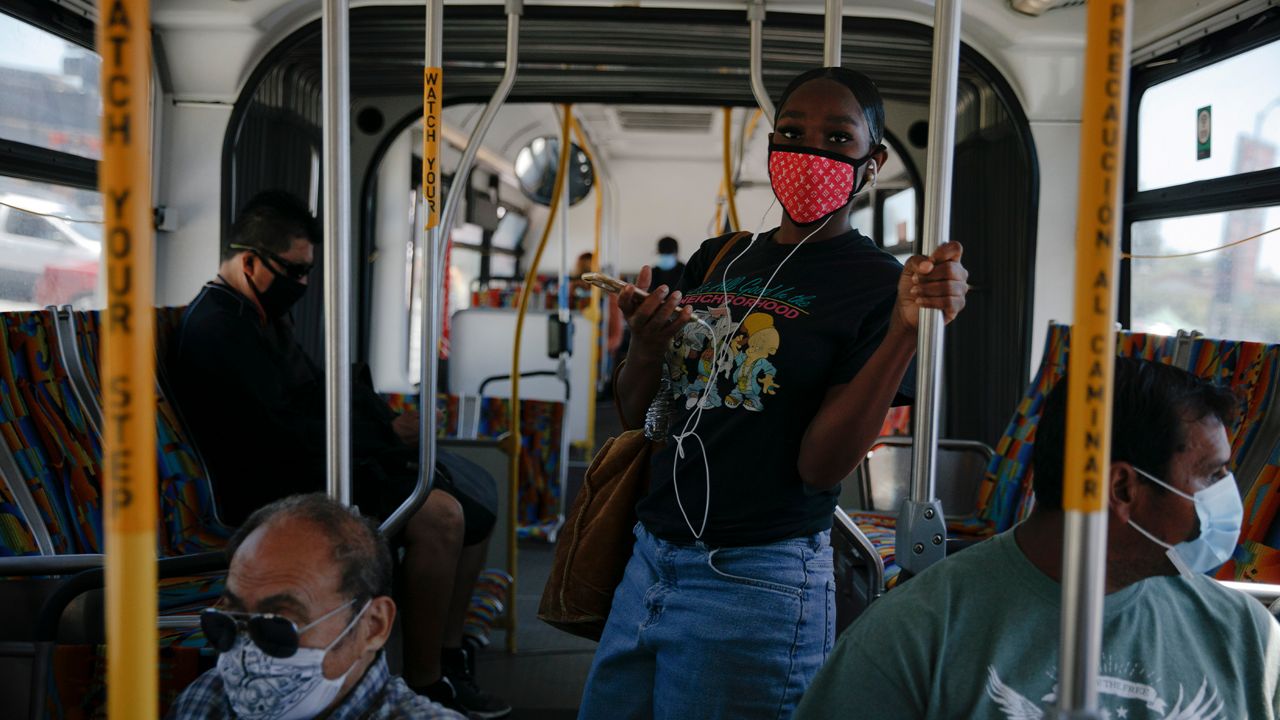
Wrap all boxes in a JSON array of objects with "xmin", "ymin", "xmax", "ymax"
[
  {"xmin": 99, "ymin": 1, "xmax": 157, "ymax": 717},
  {"xmin": 570, "ymin": 117, "xmax": 603, "ymax": 454},
  {"xmin": 509, "ymin": 105, "xmax": 573, "ymax": 653},
  {"xmin": 722, "ymin": 107, "xmax": 741, "ymax": 231},
  {"xmin": 1058, "ymin": 1, "xmax": 1131, "ymax": 715}
]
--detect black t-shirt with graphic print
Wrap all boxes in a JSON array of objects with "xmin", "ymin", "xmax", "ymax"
[{"xmin": 635, "ymin": 228, "xmax": 914, "ymax": 547}]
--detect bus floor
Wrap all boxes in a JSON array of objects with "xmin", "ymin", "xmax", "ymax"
[
  {"xmin": 473, "ymin": 538, "xmax": 597, "ymax": 719},
  {"xmin": 462, "ymin": 401, "xmax": 623, "ymax": 718}
]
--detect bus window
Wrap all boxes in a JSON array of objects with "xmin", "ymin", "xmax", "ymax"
[
  {"xmin": 1127, "ymin": 15, "xmax": 1280, "ymax": 343},
  {"xmin": 1130, "ymin": 206, "xmax": 1280, "ymax": 343},
  {"xmin": 0, "ymin": 176, "xmax": 102, "ymax": 311},
  {"xmin": 880, "ymin": 187, "xmax": 917, "ymax": 255},
  {"xmin": 1137, "ymin": 37, "xmax": 1280, "ymax": 192},
  {"xmin": 0, "ymin": 11, "xmax": 101, "ymax": 160}
]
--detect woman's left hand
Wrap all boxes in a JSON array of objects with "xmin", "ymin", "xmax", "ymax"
[{"xmin": 892, "ymin": 241, "xmax": 968, "ymax": 333}]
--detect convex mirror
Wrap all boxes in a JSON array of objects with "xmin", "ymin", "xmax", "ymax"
[{"xmin": 514, "ymin": 136, "xmax": 594, "ymax": 207}]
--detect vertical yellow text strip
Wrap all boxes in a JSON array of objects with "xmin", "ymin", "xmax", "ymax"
[
  {"xmin": 423, "ymin": 67, "xmax": 442, "ymax": 229},
  {"xmin": 100, "ymin": 0, "xmax": 158, "ymax": 717},
  {"xmin": 1064, "ymin": 1, "xmax": 1130, "ymax": 513}
]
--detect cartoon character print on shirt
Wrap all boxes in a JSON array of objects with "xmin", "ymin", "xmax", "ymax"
[
  {"xmin": 985, "ymin": 660, "xmax": 1226, "ymax": 719},
  {"xmin": 665, "ymin": 307, "xmax": 783, "ymax": 413},
  {"xmin": 725, "ymin": 313, "xmax": 781, "ymax": 412}
]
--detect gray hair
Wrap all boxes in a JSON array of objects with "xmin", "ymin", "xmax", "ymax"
[{"xmin": 226, "ymin": 493, "xmax": 393, "ymax": 602}]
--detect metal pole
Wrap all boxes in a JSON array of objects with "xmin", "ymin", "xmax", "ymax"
[
  {"xmin": 439, "ymin": 0, "xmax": 523, "ymax": 254},
  {"xmin": 99, "ymin": 1, "xmax": 157, "ymax": 716},
  {"xmin": 748, "ymin": 0, "xmax": 775, "ymax": 126},
  {"xmin": 1058, "ymin": 2, "xmax": 1131, "ymax": 717},
  {"xmin": 896, "ymin": 0, "xmax": 962, "ymax": 579},
  {"xmin": 322, "ymin": 0, "xmax": 353, "ymax": 505},
  {"xmin": 823, "ymin": 0, "xmax": 843, "ymax": 67}
]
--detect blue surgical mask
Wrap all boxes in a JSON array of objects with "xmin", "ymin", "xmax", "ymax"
[
  {"xmin": 217, "ymin": 600, "xmax": 370, "ymax": 720},
  {"xmin": 1127, "ymin": 468, "xmax": 1243, "ymax": 576},
  {"xmin": 656, "ymin": 254, "xmax": 678, "ymax": 271}
]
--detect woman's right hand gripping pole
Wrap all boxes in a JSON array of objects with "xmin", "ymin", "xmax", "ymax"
[{"xmin": 615, "ymin": 265, "xmax": 694, "ymax": 429}]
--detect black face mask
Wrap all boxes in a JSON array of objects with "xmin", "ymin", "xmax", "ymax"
[{"xmin": 245, "ymin": 254, "xmax": 307, "ymax": 320}]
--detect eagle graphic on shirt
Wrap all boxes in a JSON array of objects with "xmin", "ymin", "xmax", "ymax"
[{"xmin": 985, "ymin": 666, "xmax": 1226, "ymax": 719}]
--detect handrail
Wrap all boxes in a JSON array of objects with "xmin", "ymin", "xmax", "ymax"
[
  {"xmin": 508, "ymin": 104, "xmax": 574, "ymax": 653},
  {"xmin": 570, "ymin": 114, "xmax": 606, "ymax": 454},
  {"xmin": 1058, "ymin": 2, "xmax": 1132, "ymax": 716},
  {"xmin": 824, "ymin": 0, "xmax": 843, "ymax": 67},
  {"xmin": 388, "ymin": 0, "xmax": 523, "ymax": 541},
  {"xmin": 722, "ymin": 108, "xmax": 742, "ymax": 231},
  {"xmin": 748, "ymin": 0, "xmax": 775, "ymax": 126},
  {"xmin": 383, "ymin": 0, "xmax": 444, "ymax": 540},
  {"xmin": 323, "ymin": 0, "xmax": 353, "ymax": 506},
  {"xmin": 479, "ymin": 370, "xmax": 570, "ymax": 400},
  {"xmin": 98, "ymin": 1, "xmax": 158, "ymax": 716},
  {"xmin": 897, "ymin": 0, "xmax": 962, "ymax": 579}
]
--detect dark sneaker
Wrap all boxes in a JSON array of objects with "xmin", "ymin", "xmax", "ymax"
[
  {"xmin": 443, "ymin": 647, "xmax": 512, "ymax": 719},
  {"xmin": 416, "ymin": 676, "xmax": 467, "ymax": 714}
]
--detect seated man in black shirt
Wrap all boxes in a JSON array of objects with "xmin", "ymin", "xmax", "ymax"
[{"xmin": 170, "ymin": 190, "xmax": 509, "ymax": 718}]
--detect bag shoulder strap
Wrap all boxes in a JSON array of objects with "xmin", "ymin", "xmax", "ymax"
[{"xmin": 702, "ymin": 231, "xmax": 751, "ymax": 284}]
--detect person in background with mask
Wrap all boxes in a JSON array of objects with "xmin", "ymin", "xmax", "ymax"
[
  {"xmin": 580, "ymin": 67, "xmax": 969, "ymax": 719},
  {"xmin": 796, "ymin": 357, "xmax": 1278, "ymax": 720},
  {"xmin": 171, "ymin": 191, "xmax": 510, "ymax": 718},
  {"xmin": 650, "ymin": 236, "xmax": 684, "ymax": 292},
  {"xmin": 166, "ymin": 493, "xmax": 464, "ymax": 720}
]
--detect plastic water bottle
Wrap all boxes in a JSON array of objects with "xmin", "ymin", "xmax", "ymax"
[{"xmin": 644, "ymin": 376, "xmax": 674, "ymax": 441}]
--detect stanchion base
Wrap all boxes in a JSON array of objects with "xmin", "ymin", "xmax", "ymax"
[{"xmin": 894, "ymin": 499, "xmax": 946, "ymax": 577}]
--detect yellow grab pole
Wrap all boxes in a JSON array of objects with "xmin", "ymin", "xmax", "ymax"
[
  {"xmin": 508, "ymin": 104, "xmax": 573, "ymax": 653},
  {"xmin": 722, "ymin": 107, "xmax": 741, "ymax": 231},
  {"xmin": 99, "ymin": 1, "xmax": 157, "ymax": 717},
  {"xmin": 570, "ymin": 116, "xmax": 604, "ymax": 454},
  {"xmin": 1058, "ymin": 0, "xmax": 1131, "ymax": 714}
]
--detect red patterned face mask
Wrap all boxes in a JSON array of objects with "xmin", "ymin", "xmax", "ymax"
[{"xmin": 768, "ymin": 144, "xmax": 877, "ymax": 226}]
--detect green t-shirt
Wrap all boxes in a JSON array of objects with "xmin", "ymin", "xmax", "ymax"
[{"xmin": 796, "ymin": 530, "xmax": 1280, "ymax": 719}]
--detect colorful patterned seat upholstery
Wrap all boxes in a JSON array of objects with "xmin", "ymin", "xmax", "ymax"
[
  {"xmin": 0, "ymin": 472, "xmax": 39, "ymax": 556},
  {"xmin": 384, "ymin": 391, "xmax": 566, "ymax": 538},
  {"xmin": 0, "ymin": 311, "xmax": 103, "ymax": 554}
]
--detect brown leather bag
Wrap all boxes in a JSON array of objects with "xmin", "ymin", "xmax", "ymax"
[{"xmin": 537, "ymin": 232, "xmax": 748, "ymax": 640}]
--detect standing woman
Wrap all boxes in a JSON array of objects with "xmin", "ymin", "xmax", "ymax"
[{"xmin": 578, "ymin": 67, "xmax": 969, "ymax": 719}]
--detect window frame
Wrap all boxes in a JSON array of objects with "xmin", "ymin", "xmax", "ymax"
[
  {"xmin": 1121, "ymin": 8, "xmax": 1280, "ymax": 327},
  {"xmin": 0, "ymin": 3, "xmax": 98, "ymax": 193}
]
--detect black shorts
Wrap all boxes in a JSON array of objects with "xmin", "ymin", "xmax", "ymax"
[{"xmin": 355, "ymin": 449, "xmax": 498, "ymax": 547}]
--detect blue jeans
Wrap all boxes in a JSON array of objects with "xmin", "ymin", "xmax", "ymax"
[{"xmin": 579, "ymin": 523, "xmax": 835, "ymax": 720}]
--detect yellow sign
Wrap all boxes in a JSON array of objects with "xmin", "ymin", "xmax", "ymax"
[
  {"xmin": 1064, "ymin": 1, "xmax": 1129, "ymax": 513},
  {"xmin": 423, "ymin": 67, "xmax": 442, "ymax": 228}
]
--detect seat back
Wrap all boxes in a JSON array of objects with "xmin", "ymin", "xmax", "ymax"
[
  {"xmin": 0, "ymin": 445, "xmax": 41, "ymax": 556},
  {"xmin": 72, "ymin": 309, "xmax": 232, "ymax": 556},
  {"xmin": 476, "ymin": 396, "xmax": 565, "ymax": 535},
  {"xmin": 850, "ymin": 437, "xmax": 993, "ymax": 515},
  {"xmin": 0, "ymin": 311, "xmax": 103, "ymax": 554}
]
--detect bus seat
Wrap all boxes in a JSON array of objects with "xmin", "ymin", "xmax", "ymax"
[
  {"xmin": 382, "ymin": 390, "xmax": 566, "ymax": 539},
  {"xmin": 65, "ymin": 309, "xmax": 231, "ymax": 558},
  {"xmin": 842, "ymin": 437, "xmax": 992, "ymax": 515},
  {"xmin": 0, "ymin": 449, "xmax": 40, "ymax": 557},
  {"xmin": 0, "ymin": 311, "xmax": 102, "ymax": 554}
]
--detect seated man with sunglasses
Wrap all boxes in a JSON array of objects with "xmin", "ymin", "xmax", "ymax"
[
  {"xmin": 168, "ymin": 493, "xmax": 464, "ymax": 720},
  {"xmin": 171, "ymin": 191, "xmax": 510, "ymax": 717}
]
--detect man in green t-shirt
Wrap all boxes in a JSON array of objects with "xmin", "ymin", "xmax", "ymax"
[{"xmin": 797, "ymin": 358, "xmax": 1280, "ymax": 719}]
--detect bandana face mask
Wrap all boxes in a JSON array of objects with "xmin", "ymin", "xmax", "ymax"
[
  {"xmin": 216, "ymin": 600, "xmax": 370, "ymax": 720},
  {"xmin": 767, "ymin": 144, "xmax": 879, "ymax": 226}
]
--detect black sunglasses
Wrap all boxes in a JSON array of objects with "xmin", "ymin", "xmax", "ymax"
[
  {"xmin": 200, "ymin": 599, "xmax": 354, "ymax": 658},
  {"xmin": 229, "ymin": 243, "xmax": 314, "ymax": 281}
]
